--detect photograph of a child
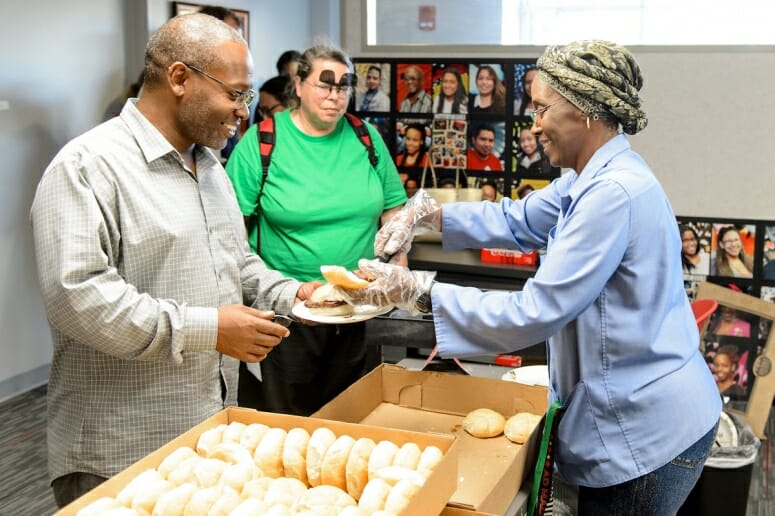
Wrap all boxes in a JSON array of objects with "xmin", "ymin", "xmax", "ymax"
[{"xmin": 703, "ymin": 303, "xmax": 758, "ymax": 400}]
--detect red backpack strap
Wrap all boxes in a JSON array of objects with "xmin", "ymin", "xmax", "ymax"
[
  {"xmin": 344, "ymin": 113, "xmax": 378, "ymax": 167},
  {"xmin": 258, "ymin": 117, "xmax": 276, "ymax": 186}
]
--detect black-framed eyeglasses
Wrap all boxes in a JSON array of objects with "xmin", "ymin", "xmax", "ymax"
[
  {"xmin": 304, "ymin": 80, "xmax": 353, "ymax": 99},
  {"xmin": 530, "ymin": 99, "xmax": 567, "ymax": 122},
  {"xmin": 184, "ymin": 63, "xmax": 257, "ymax": 107},
  {"xmin": 258, "ymin": 103, "xmax": 281, "ymax": 118}
]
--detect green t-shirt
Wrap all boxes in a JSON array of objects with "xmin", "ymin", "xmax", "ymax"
[{"xmin": 226, "ymin": 110, "xmax": 407, "ymax": 281}]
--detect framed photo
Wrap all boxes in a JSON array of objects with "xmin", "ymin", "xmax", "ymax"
[
  {"xmin": 353, "ymin": 62, "xmax": 391, "ymax": 113},
  {"xmin": 172, "ymin": 2, "xmax": 249, "ymax": 42},
  {"xmin": 696, "ymin": 281, "xmax": 775, "ymax": 439}
]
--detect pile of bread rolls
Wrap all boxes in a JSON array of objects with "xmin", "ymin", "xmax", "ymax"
[
  {"xmin": 76, "ymin": 421, "xmax": 444, "ymax": 516},
  {"xmin": 462, "ymin": 408, "xmax": 542, "ymax": 443}
]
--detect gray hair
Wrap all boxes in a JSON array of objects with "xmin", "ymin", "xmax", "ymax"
[
  {"xmin": 143, "ymin": 12, "xmax": 246, "ymax": 86},
  {"xmin": 289, "ymin": 43, "xmax": 354, "ymax": 105}
]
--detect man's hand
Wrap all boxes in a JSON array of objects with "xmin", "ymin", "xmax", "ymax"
[
  {"xmin": 338, "ymin": 259, "xmax": 436, "ymax": 316},
  {"xmin": 216, "ymin": 305, "xmax": 290, "ymax": 362},
  {"xmin": 375, "ymin": 190, "xmax": 442, "ymax": 263}
]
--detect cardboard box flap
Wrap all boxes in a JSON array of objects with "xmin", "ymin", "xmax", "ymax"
[{"xmin": 383, "ymin": 364, "xmax": 547, "ymax": 416}]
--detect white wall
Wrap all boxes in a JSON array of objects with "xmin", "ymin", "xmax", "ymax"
[
  {"xmin": 0, "ymin": 0, "xmax": 325, "ymax": 400},
  {"xmin": 341, "ymin": 0, "xmax": 775, "ymax": 220}
]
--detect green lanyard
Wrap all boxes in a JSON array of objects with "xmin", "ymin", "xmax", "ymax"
[{"xmin": 528, "ymin": 400, "xmax": 564, "ymax": 516}]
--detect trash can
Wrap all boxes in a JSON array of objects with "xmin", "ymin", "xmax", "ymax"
[{"xmin": 678, "ymin": 410, "xmax": 760, "ymax": 516}]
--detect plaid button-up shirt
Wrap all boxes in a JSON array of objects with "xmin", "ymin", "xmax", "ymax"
[{"xmin": 31, "ymin": 100, "xmax": 299, "ymax": 481}]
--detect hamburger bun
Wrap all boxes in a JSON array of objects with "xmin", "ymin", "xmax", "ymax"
[
  {"xmin": 320, "ymin": 265, "xmax": 370, "ymax": 289},
  {"xmin": 320, "ymin": 435, "xmax": 356, "ymax": 490},
  {"xmin": 345, "ymin": 437, "xmax": 375, "ymax": 500},
  {"xmin": 504, "ymin": 412, "xmax": 543, "ymax": 444},
  {"xmin": 282, "ymin": 427, "xmax": 311, "ymax": 485},
  {"xmin": 462, "ymin": 407, "xmax": 506, "ymax": 438},
  {"xmin": 306, "ymin": 427, "xmax": 337, "ymax": 487},
  {"xmin": 304, "ymin": 283, "xmax": 354, "ymax": 317}
]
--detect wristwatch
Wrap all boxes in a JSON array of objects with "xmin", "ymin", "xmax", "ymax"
[{"xmin": 415, "ymin": 281, "xmax": 436, "ymax": 314}]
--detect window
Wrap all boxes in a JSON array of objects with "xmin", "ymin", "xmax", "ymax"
[{"xmin": 367, "ymin": 0, "xmax": 775, "ymax": 47}]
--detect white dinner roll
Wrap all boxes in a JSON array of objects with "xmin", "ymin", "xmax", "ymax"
[
  {"xmin": 392, "ymin": 442, "xmax": 422, "ymax": 470},
  {"xmin": 264, "ymin": 504, "xmax": 292, "ymax": 516},
  {"xmin": 203, "ymin": 485, "xmax": 241, "ymax": 516},
  {"xmin": 293, "ymin": 485, "xmax": 356, "ymax": 515},
  {"xmin": 207, "ymin": 442, "xmax": 254, "ymax": 465},
  {"xmin": 76, "ymin": 496, "xmax": 122, "ymax": 516},
  {"xmin": 372, "ymin": 465, "xmax": 426, "ymax": 488},
  {"xmin": 157, "ymin": 446, "xmax": 198, "ymax": 480},
  {"xmin": 345, "ymin": 437, "xmax": 375, "ymax": 500},
  {"xmin": 221, "ymin": 421, "xmax": 247, "ymax": 444},
  {"xmin": 281, "ymin": 427, "xmax": 310, "ymax": 485},
  {"xmin": 306, "ymin": 427, "xmax": 337, "ymax": 487},
  {"xmin": 195, "ymin": 424, "xmax": 227, "ymax": 456},
  {"xmin": 383, "ymin": 478, "xmax": 421, "ymax": 514},
  {"xmin": 254, "ymin": 427, "xmax": 287, "ymax": 478},
  {"xmin": 263, "ymin": 477, "xmax": 308, "ymax": 507},
  {"xmin": 240, "ymin": 476, "xmax": 273, "ymax": 501},
  {"xmin": 338, "ymin": 507, "xmax": 362, "ymax": 516},
  {"xmin": 320, "ymin": 434, "xmax": 356, "ymax": 490},
  {"xmin": 229, "ymin": 498, "xmax": 268, "ymax": 516},
  {"xmin": 367, "ymin": 440, "xmax": 399, "ymax": 481},
  {"xmin": 358, "ymin": 478, "xmax": 392, "ymax": 514},
  {"xmin": 117, "ymin": 468, "xmax": 164, "ymax": 506},
  {"xmin": 151, "ymin": 482, "xmax": 197, "ymax": 516},
  {"xmin": 192, "ymin": 457, "xmax": 228, "ymax": 487},
  {"xmin": 416, "ymin": 445, "xmax": 444, "ymax": 478},
  {"xmin": 166, "ymin": 455, "xmax": 202, "ymax": 486},
  {"xmin": 182, "ymin": 485, "xmax": 220, "ymax": 516},
  {"xmin": 131, "ymin": 477, "xmax": 173, "ymax": 514},
  {"xmin": 99, "ymin": 509, "xmax": 143, "ymax": 516},
  {"xmin": 219, "ymin": 460, "xmax": 260, "ymax": 492},
  {"xmin": 239, "ymin": 423, "xmax": 271, "ymax": 454},
  {"xmin": 504, "ymin": 412, "xmax": 543, "ymax": 444},
  {"xmin": 462, "ymin": 407, "xmax": 506, "ymax": 438}
]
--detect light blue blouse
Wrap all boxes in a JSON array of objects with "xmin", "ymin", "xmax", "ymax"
[{"xmin": 432, "ymin": 134, "xmax": 721, "ymax": 487}]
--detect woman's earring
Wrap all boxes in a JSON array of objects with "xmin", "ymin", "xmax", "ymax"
[{"xmin": 586, "ymin": 117, "xmax": 590, "ymax": 129}]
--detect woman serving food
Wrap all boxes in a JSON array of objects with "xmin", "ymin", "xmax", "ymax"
[{"xmin": 339, "ymin": 40, "xmax": 721, "ymax": 515}]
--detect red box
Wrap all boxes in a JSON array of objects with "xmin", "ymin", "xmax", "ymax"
[{"xmin": 480, "ymin": 248, "xmax": 538, "ymax": 266}]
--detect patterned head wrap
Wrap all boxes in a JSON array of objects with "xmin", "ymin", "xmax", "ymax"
[{"xmin": 537, "ymin": 40, "xmax": 647, "ymax": 135}]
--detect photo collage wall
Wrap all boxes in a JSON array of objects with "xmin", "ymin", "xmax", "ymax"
[
  {"xmin": 349, "ymin": 58, "xmax": 561, "ymax": 201},
  {"xmin": 678, "ymin": 216, "xmax": 775, "ymax": 402}
]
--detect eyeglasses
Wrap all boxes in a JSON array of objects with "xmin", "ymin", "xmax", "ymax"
[
  {"xmin": 402, "ymin": 75, "xmax": 420, "ymax": 82},
  {"xmin": 682, "ymin": 237, "xmax": 698, "ymax": 243},
  {"xmin": 530, "ymin": 99, "xmax": 567, "ymax": 122},
  {"xmin": 258, "ymin": 103, "xmax": 281, "ymax": 118},
  {"xmin": 304, "ymin": 80, "xmax": 352, "ymax": 99},
  {"xmin": 721, "ymin": 238, "xmax": 741, "ymax": 244},
  {"xmin": 184, "ymin": 63, "xmax": 257, "ymax": 107}
]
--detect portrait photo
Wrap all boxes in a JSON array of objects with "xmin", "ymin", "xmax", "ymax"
[
  {"xmin": 709, "ymin": 223, "xmax": 756, "ymax": 278},
  {"xmin": 514, "ymin": 62, "xmax": 537, "ymax": 118},
  {"xmin": 396, "ymin": 63, "xmax": 433, "ymax": 113},
  {"xmin": 431, "ymin": 63, "xmax": 469, "ymax": 115},
  {"xmin": 677, "ymin": 220, "xmax": 712, "ymax": 279},
  {"xmin": 468, "ymin": 63, "xmax": 506, "ymax": 114},
  {"xmin": 354, "ymin": 62, "xmax": 391, "ymax": 113},
  {"xmin": 466, "ymin": 121, "xmax": 505, "ymax": 172}
]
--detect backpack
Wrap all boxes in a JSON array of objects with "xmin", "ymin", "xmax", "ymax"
[{"xmin": 246, "ymin": 113, "xmax": 378, "ymax": 242}]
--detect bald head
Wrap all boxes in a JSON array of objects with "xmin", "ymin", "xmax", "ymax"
[{"xmin": 143, "ymin": 13, "xmax": 246, "ymax": 88}]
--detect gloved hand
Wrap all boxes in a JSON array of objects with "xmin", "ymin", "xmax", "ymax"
[
  {"xmin": 375, "ymin": 189, "xmax": 442, "ymax": 263},
  {"xmin": 337, "ymin": 259, "xmax": 436, "ymax": 316}
]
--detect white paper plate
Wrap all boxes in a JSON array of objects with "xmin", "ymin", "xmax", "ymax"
[
  {"xmin": 501, "ymin": 365, "xmax": 550, "ymax": 387},
  {"xmin": 291, "ymin": 303, "xmax": 393, "ymax": 324}
]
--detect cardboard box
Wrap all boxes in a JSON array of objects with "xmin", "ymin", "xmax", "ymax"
[
  {"xmin": 313, "ymin": 364, "xmax": 548, "ymax": 515},
  {"xmin": 56, "ymin": 407, "xmax": 458, "ymax": 516}
]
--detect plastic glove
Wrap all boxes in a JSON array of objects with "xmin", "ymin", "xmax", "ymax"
[
  {"xmin": 375, "ymin": 189, "xmax": 442, "ymax": 262},
  {"xmin": 337, "ymin": 259, "xmax": 436, "ymax": 316}
]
